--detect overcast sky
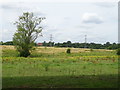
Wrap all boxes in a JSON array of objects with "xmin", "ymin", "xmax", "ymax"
[{"xmin": 0, "ymin": 1, "xmax": 118, "ymax": 44}]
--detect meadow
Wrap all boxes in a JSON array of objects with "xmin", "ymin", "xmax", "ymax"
[{"xmin": 1, "ymin": 45, "xmax": 119, "ymax": 88}]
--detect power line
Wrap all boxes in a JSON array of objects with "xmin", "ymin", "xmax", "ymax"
[
  {"xmin": 50, "ymin": 34, "xmax": 53, "ymax": 47},
  {"xmin": 50, "ymin": 34, "xmax": 53, "ymax": 42},
  {"xmin": 84, "ymin": 35, "xmax": 87, "ymax": 48}
]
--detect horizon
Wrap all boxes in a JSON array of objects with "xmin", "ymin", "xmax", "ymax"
[{"xmin": 1, "ymin": 40, "xmax": 118, "ymax": 45}]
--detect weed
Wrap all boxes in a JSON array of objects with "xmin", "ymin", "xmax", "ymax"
[{"xmin": 42, "ymin": 61, "xmax": 51, "ymax": 71}]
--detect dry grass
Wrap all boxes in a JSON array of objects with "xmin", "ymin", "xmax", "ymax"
[
  {"xmin": 35, "ymin": 47, "xmax": 92, "ymax": 54},
  {"xmin": 0, "ymin": 45, "xmax": 15, "ymax": 50},
  {"xmin": 35, "ymin": 47, "xmax": 114, "ymax": 54},
  {"xmin": 1, "ymin": 45, "xmax": 114, "ymax": 54}
]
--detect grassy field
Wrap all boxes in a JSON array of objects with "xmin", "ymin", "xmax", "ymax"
[{"xmin": 1, "ymin": 45, "xmax": 119, "ymax": 88}]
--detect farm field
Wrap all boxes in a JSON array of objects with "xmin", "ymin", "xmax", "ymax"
[{"xmin": 1, "ymin": 45, "xmax": 119, "ymax": 88}]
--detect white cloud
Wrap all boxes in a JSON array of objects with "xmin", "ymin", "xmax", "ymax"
[
  {"xmin": 0, "ymin": 2, "xmax": 117, "ymax": 43},
  {"xmin": 82, "ymin": 13, "xmax": 103, "ymax": 24}
]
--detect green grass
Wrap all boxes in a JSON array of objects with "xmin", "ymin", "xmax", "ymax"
[
  {"xmin": 1, "ymin": 46, "xmax": 119, "ymax": 88},
  {"xmin": 3, "ymin": 75, "xmax": 118, "ymax": 88}
]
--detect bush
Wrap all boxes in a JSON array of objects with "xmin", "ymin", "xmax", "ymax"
[
  {"xmin": 117, "ymin": 48, "xmax": 120, "ymax": 55},
  {"xmin": 90, "ymin": 48, "xmax": 93, "ymax": 52},
  {"xmin": 19, "ymin": 50, "xmax": 30, "ymax": 57},
  {"xmin": 66, "ymin": 48, "xmax": 71, "ymax": 54}
]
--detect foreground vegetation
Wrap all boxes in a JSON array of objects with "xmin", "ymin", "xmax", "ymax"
[{"xmin": 1, "ymin": 45, "xmax": 119, "ymax": 88}]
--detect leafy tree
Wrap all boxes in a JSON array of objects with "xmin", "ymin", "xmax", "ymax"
[
  {"xmin": 104, "ymin": 42, "xmax": 111, "ymax": 48},
  {"xmin": 13, "ymin": 12, "xmax": 45, "ymax": 57},
  {"xmin": 108, "ymin": 43, "xmax": 118, "ymax": 50},
  {"xmin": 43, "ymin": 41, "xmax": 47, "ymax": 46},
  {"xmin": 67, "ymin": 41, "xmax": 72, "ymax": 47}
]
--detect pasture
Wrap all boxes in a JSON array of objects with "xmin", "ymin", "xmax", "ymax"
[{"xmin": 1, "ymin": 45, "xmax": 118, "ymax": 88}]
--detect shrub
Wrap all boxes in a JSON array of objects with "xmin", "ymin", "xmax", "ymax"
[
  {"xmin": 66, "ymin": 48, "xmax": 71, "ymax": 54},
  {"xmin": 90, "ymin": 48, "xmax": 93, "ymax": 52},
  {"xmin": 117, "ymin": 48, "xmax": 120, "ymax": 55}
]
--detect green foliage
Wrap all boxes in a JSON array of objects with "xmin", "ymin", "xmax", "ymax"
[
  {"xmin": 13, "ymin": 12, "xmax": 45, "ymax": 57},
  {"xmin": 108, "ymin": 43, "xmax": 118, "ymax": 50},
  {"xmin": 43, "ymin": 41, "xmax": 118, "ymax": 49},
  {"xmin": 66, "ymin": 48, "xmax": 71, "ymax": 54},
  {"xmin": 117, "ymin": 48, "xmax": 120, "ymax": 55},
  {"xmin": 1, "ymin": 41, "xmax": 13, "ymax": 45},
  {"xmin": 0, "ymin": 41, "xmax": 3, "ymax": 45},
  {"xmin": 90, "ymin": 48, "xmax": 93, "ymax": 52}
]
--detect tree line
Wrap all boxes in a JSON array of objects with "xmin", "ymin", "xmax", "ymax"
[
  {"xmin": 1, "ymin": 41, "xmax": 119, "ymax": 50},
  {"xmin": 42, "ymin": 41, "xmax": 119, "ymax": 50}
]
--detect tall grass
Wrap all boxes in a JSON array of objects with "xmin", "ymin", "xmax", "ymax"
[{"xmin": 2, "ymin": 46, "xmax": 118, "ymax": 88}]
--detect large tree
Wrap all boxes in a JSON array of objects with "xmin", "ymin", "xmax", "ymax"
[{"xmin": 13, "ymin": 12, "xmax": 45, "ymax": 57}]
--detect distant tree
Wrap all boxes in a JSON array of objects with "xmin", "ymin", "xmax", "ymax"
[
  {"xmin": 43, "ymin": 41, "xmax": 46, "ymax": 46},
  {"xmin": 108, "ymin": 43, "xmax": 118, "ymax": 50},
  {"xmin": 0, "ymin": 41, "xmax": 3, "ymax": 45},
  {"xmin": 34, "ymin": 42, "xmax": 37, "ymax": 46},
  {"xmin": 51, "ymin": 42, "xmax": 54, "ymax": 46},
  {"xmin": 55, "ymin": 43, "xmax": 60, "ymax": 47},
  {"xmin": 67, "ymin": 41, "xmax": 72, "ymax": 47},
  {"xmin": 2, "ymin": 41, "xmax": 13, "ymax": 45},
  {"xmin": 13, "ymin": 12, "xmax": 45, "ymax": 57},
  {"xmin": 104, "ymin": 42, "xmax": 111, "ymax": 49},
  {"xmin": 49, "ymin": 41, "xmax": 54, "ymax": 47},
  {"xmin": 62, "ymin": 42, "xmax": 67, "ymax": 47},
  {"xmin": 48, "ymin": 41, "xmax": 119, "ymax": 49}
]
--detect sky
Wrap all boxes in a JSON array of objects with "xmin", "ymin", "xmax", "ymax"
[{"xmin": 0, "ymin": 0, "xmax": 118, "ymax": 44}]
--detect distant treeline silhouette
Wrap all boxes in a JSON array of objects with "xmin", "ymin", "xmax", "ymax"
[
  {"xmin": 42, "ymin": 41, "xmax": 119, "ymax": 50},
  {"xmin": 1, "ymin": 41, "xmax": 119, "ymax": 50}
]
